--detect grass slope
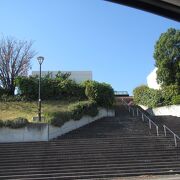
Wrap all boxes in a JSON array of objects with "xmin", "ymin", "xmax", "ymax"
[{"xmin": 0, "ymin": 100, "xmax": 85, "ymax": 122}]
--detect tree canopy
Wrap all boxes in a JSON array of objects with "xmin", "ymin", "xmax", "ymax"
[
  {"xmin": 154, "ymin": 28, "xmax": 180, "ymax": 86},
  {"xmin": 0, "ymin": 36, "xmax": 36, "ymax": 95}
]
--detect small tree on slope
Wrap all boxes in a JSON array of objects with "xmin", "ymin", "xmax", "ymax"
[{"xmin": 0, "ymin": 36, "xmax": 36, "ymax": 95}]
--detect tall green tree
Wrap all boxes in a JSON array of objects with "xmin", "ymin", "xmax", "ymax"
[{"xmin": 154, "ymin": 28, "xmax": 180, "ymax": 86}]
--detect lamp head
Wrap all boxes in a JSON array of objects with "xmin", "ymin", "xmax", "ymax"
[{"xmin": 37, "ymin": 56, "xmax": 44, "ymax": 65}]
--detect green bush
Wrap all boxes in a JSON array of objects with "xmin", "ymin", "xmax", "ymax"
[
  {"xmin": 84, "ymin": 101, "xmax": 98, "ymax": 117},
  {"xmin": 0, "ymin": 94, "xmax": 11, "ymax": 101},
  {"xmin": 47, "ymin": 101, "xmax": 98, "ymax": 127},
  {"xmin": 2, "ymin": 117, "xmax": 29, "ymax": 129},
  {"xmin": 15, "ymin": 76, "xmax": 38, "ymax": 100},
  {"xmin": 47, "ymin": 111, "xmax": 72, "ymax": 127},
  {"xmin": 15, "ymin": 76, "xmax": 86, "ymax": 101},
  {"xmin": 133, "ymin": 84, "xmax": 180, "ymax": 107},
  {"xmin": 161, "ymin": 85, "xmax": 180, "ymax": 105},
  {"xmin": 152, "ymin": 90, "xmax": 164, "ymax": 107},
  {"xmin": 15, "ymin": 77, "xmax": 114, "ymax": 104},
  {"xmin": 58, "ymin": 79, "xmax": 86, "ymax": 100},
  {"xmin": 41, "ymin": 78, "xmax": 62, "ymax": 100},
  {"xmin": 133, "ymin": 85, "xmax": 149, "ymax": 105},
  {"xmin": 84, "ymin": 81, "xmax": 114, "ymax": 108},
  {"xmin": 133, "ymin": 85, "xmax": 163, "ymax": 108},
  {"xmin": 0, "ymin": 120, "xmax": 3, "ymax": 127},
  {"xmin": 0, "ymin": 87, "xmax": 7, "ymax": 97},
  {"xmin": 172, "ymin": 95, "xmax": 180, "ymax": 105},
  {"xmin": 0, "ymin": 94, "xmax": 26, "ymax": 102},
  {"xmin": 69, "ymin": 101, "xmax": 98, "ymax": 120},
  {"xmin": 15, "ymin": 76, "xmax": 60, "ymax": 100},
  {"xmin": 68, "ymin": 103, "xmax": 84, "ymax": 120}
]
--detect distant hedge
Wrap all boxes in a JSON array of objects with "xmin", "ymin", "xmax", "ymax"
[
  {"xmin": 133, "ymin": 85, "xmax": 180, "ymax": 108},
  {"xmin": 15, "ymin": 77, "xmax": 115, "ymax": 108},
  {"xmin": 15, "ymin": 76, "xmax": 86, "ymax": 100}
]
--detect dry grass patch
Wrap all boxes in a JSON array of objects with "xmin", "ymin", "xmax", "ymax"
[{"xmin": 0, "ymin": 100, "xmax": 83, "ymax": 122}]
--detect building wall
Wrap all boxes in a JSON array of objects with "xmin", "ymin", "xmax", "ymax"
[
  {"xmin": 147, "ymin": 67, "xmax": 161, "ymax": 90},
  {"xmin": 140, "ymin": 105, "xmax": 180, "ymax": 117},
  {"xmin": 32, "ymin": 71, "xmax": 92, "ymax": 83}
]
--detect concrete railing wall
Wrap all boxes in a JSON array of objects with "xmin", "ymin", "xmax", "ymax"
[
  {"xmin": 0, "ymin": 108, "xmax": 115, "ymax": 143},
  {"xmin": 140, "ymin": 105, "xmax": 180, "ymax": 117}
]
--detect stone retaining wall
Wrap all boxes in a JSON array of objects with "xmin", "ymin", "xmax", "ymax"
[{"xmin": 0, "ymin": 108, "xmax": 115, "ymax": 143}]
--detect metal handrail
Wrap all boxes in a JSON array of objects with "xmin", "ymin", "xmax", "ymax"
[
  {"xmin": 163, "ymin": 125, "xmax": 180, "ymax": 147},
  {"xmin": 121, "ymin": 98, "xmax": 159, "ymax": 136},
  {"xmin": 121, "ymin": 98, "xmax": 180, "ymax": 147}
]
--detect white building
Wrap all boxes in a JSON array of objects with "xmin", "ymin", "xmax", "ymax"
[
  {"xmin": 147, "ymin": 67, "xmax": 161, "ymax": 90},
  {"xmin": 32, "ymin": 71, "xmax": 92, "ymax": 83}
]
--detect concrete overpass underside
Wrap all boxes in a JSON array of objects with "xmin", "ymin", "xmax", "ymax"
[{"xmin": 107, "ymin": 0, "xmax": 180, "ymax": 22}]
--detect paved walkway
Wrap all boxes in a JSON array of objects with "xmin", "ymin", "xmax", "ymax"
[{"xmin": 109, "ymin": 174, "xmax": 180, "ymax": 180}]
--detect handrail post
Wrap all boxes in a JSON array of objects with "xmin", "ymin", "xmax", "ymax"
[
  {"xmin": 156, "ymin": 126, "xmax": 159, "ymax": 136},
  {"xmin": 163, "ymin": 125, "xmax": 180, "ymax": 148},
  {"xmin": 149, "ymin": 119, "xmax": 152, "ymax": 129},
  {"xmin": 174, "ymin": 134, "xmax": 177, "ymax": 147},
  {"xmin": 128, "ymin": 106, "xmax": 130, "ymax": 112},
  {"xmin": 163, "ymin": 125, "xmax": 167, "ymax": 137},
  {"xmin": 47, "ymin": 123, "xmax": 49, "ymax": 141},
  {"xmin": 142, "ymin": 113, "xmax": 144, "ymax": 121},
  {"xmin": 132, "ymin": 109, "xmax": 134, "ymax": 116},
  {"xmin": 137, "ymin": 108, "xmax": 139, "ymax": 116}
]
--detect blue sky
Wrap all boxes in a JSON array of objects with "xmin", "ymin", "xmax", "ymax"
[{"xmin": 0, "ymin": 0, "xmax": 179, "ymax": 94}]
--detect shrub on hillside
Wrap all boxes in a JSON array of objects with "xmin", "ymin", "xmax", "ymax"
[
  {"xmin": 41, "ymin": 78, "xmax": 62, "ymax": 100},
  {"xmin": 133, "ymin": 84, "xmax": 180, "ymax": 107},
  {"xmin": 133, "ymin": 85, "xmax": 149, "ymax": 105},
  {"xmin": 84, "ymin": 101, "xmax": 98, "ymax": 117},
  {"xmin": 0, "ymin": 94, "xmax": 25, "ymax": 102},
  {"xmin": 58, "ymin": 79, "xmax": 86, "ymax": 100},
  {"xmin": 2, "ymin": 118, "xmax": 29, "ymax": 129},
  {"xmin": 69, "ymin": 101, "xmax": 98, "ymax": 120},
  {"xmin": 0, "ymin": 87, "xmax": 7, "ymax": 97},
  {"xmin": 47, "ymin": 101, "xmax": 98, "ymax": 127},
  {"xmin": 47, "ymin": 111, "xmax": 72, "ymax": 127},
  {"xmin": 133, "ymin": 85, "xmax": 163, "ymax": 108},
  {"xmin": 0, "ymin": 120, "xmax": 3, "ymax": 127},
  {"xmin": 15, "ymin": 76, "xmax": 86, "ymax": 101},
  {"xmin": 172, "ymin": 95, "xmax": 180, "ymax": 105},
  {"xmin": 161, "ymin": 85, "xmax": 180, "ymax": 105},
  {"xmin": 152, "ymin": 90, "xmax": 164, "ymax": 107},
  {"xmin": 84, "ymin": 81, "xmax": 114, "ymax": 108},
  {"xmin": 15, "ymin": 77, "xmax": 114, "ymax": 104},
  {"xmin": 15, "ymin": 76, "xmax": 38, "ymax": 100}
]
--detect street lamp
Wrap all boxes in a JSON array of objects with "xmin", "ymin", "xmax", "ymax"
[{"xmin": 37, "ymin": 56, "xmax": 44, "ymax": 122}]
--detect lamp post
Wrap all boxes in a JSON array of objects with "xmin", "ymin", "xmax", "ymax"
[{"xmin": 37, "ymin": 56, "xmax": 44, "ymax": 122}]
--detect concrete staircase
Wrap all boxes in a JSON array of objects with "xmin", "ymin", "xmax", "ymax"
[{"xmin": 0, "ymin": 104, "xmax": 180, "ymax": 179}]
